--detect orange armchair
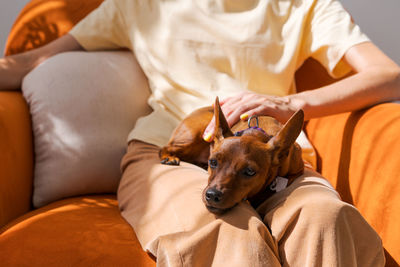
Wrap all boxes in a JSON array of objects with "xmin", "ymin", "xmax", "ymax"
[{"xmin": 1, "ymin": 0, "xmax": 399, "ymax": 266}]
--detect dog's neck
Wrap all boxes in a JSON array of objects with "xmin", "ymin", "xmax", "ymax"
[{"xmin": 247, "ymin": 169, "xmax": 279, "ymax": 208}]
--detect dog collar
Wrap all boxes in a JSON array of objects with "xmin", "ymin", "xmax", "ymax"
[
  {"xmin": 234, "ymin": 115, "xmax": 267, "ymax": 136},
  {"xmin": 269, "ymin": 176, "xmax": 289, "ymax": 192}
]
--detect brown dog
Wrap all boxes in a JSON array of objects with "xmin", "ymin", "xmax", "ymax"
[{"xmin": 159, "ymin": 97, "xmax": 304, "ymax": 214}]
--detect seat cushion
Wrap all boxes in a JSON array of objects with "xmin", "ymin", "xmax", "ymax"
[{"xmin": 0, "ymin": 195, "xmax": 155, "ymax": 266}]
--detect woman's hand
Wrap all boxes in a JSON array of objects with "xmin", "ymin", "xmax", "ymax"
[{"xmin": 203, "ymin": 91, "xmax": 304, "ymax": 142}]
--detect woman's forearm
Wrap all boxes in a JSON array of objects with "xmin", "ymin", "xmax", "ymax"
[
  {"xmin": 290, "ymin": 65, "xmax": 400, "ymax": 121},
  {"xmin": 0, "ymin": 53, "xmax": 37, "ymax": 90},
  {"xmin": 0, "ymin": 34, "xmax": 84, "ymax": 91}
]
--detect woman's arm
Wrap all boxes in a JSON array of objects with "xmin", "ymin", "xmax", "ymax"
[
  {"xmin": 203, "ymin": 42, "xmax": 400, "ymax": 140},
  {"xmin": 292, "ymin": 42, "xmax": 400, "ymax": 120},
  {"xmin": 0, "ymin": 34, "xmax": 84, "ymax": 91}
]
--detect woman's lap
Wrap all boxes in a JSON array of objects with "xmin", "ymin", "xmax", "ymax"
[
  {"xmin": 118, "ymin": 141, "xmax": 281, "ymax": 266},
  {"xmin": 118, "ymin": 140, "xmax": 384, "ymax": 266}
]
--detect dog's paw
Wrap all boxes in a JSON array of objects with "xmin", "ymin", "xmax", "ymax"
[{"xmin": 160, "ymin": 156, "xmax": 181, "ymax": 166}]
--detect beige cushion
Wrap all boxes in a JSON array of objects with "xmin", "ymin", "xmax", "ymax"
[{"xmin": 22, "ymin": 51, "xmax": 152, "ymax": 208}]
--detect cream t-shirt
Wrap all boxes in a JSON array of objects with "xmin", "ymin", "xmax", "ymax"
[{"xmin": 70, "ymin": 0, "xmax": 368, "ymax": 166}]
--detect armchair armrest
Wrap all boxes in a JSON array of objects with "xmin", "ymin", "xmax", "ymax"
[
  {"xmin": 0, "ymin": 92, "xmax": 33, "ymax": 228},
  {"xmin": 1, "ymin": 0, "xmax": 103, "ymax": 228},
  {"xmin": 305, "ymin": 102, "xmax": 400, "ymax": 264}
]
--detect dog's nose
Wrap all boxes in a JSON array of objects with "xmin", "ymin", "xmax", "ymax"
[{"xmin": 205, "ymin": 188, "xmax": 223, "ymax": 203}]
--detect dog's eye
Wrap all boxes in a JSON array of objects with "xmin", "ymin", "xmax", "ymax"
[
  {"xmin": 243, "ymin": 167, "xmax": 256, "ymax": 177},
  {"xmin": 209, "ymin": 159, "xmax": 218, "ymax": 169}
]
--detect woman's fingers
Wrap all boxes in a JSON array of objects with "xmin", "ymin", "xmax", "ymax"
[
  {"xmin": 203, "ymin": 117, "xmax": 216, "ymax": 142},
  {"xmin": 220, "ymin": 93, "xmax": 257, "ymax": 120}
]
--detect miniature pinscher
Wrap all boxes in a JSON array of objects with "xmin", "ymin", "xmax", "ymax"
[{"xmin": 159, "ymin": 97, "xmax": 304, "ymax": 214}]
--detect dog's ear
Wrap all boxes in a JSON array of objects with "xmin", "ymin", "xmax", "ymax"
[
  {"xmin": 213, "ymin": 97, "xmax": 233, "ymax": 145},
  {"xmin": 267, "ymin": 110, "xmax": 304, "ymax": 165}
]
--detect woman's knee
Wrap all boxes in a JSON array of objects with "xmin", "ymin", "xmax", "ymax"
[{"xmin": 299, "ymin": 195, "xmax": 355, "ymax": 226}]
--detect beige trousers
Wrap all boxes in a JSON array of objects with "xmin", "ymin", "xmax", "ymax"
[{"xmin": 118, "ymin": 141, "xmax": 384, "ymax": 267}]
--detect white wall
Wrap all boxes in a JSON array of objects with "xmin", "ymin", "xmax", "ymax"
[
  {"xmin": 340, "ymin": 0, "xmax": 400, "ymax": 65},
  {"xmin": 0, "ymin": 0, "xmax": 30, "ymax": 55},
  {"xmin": 1, "ymin": 0, "xmax": 400, "ymax": 65}
]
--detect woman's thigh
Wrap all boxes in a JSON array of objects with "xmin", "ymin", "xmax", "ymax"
[
  {"xmin": 117, "ymin": 140, "xmax": 281, "ymax": 266},
  {"xmin": 257, "ymin": 168, "xmax": 384, "ymax": 267},
  {"xmin": 118, "ymin": 141, "xmax": 216, "ymax": 243}
]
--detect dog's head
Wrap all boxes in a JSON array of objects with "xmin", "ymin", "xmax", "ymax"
[{"xmin": 203, "ymin": 97, "xmax": 304, "ymax": 214}]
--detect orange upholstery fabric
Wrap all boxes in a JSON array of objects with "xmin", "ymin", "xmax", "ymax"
[
  {"xmin": 306, "ymin": 104, "xmax": 400, "ymax": 266},
  {"xmin": 0, "ymin": 195, "xmax": 155, "ymax": 266},
  {"xmin": 0, "ymin": 92, "xmax": 33, "ymax": 228}
]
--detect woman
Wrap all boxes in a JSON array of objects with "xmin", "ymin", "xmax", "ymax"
[{"xmin": 1, "ymin": 0, "xmax": 399, "ymax": 265}]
